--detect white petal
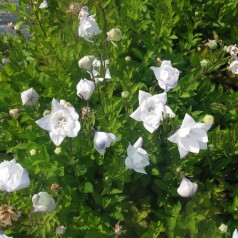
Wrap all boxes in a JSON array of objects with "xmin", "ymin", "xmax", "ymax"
[
  {"xmin": 143, "ymin": 121, "xmax": 157, "ymax": 133},
  {"xmin": 36, "ymin": 115, "xmax": 52, "ymax": 131},
  {"xmin": 49, "ymin": 131, "xmax": 65, "ymax": 146},
  {"xmin": 133, "ymin": 137, "xmax": 143, "ymax": 149},
  {"xmin": 153, "ymin": 92, "xmax": 167, "ymax": 105},
  {"xmin": 232, "ymin": 229, "xmax": 238, "ymax": 238},
  {"xmin": 125, "ymin": 156, "xmax": 133, "ymax": 169},
  {"xmin": 167, "ymin": 131, "xmax": 180, "ymax": 143},
  {"xmin": 138, "ymin": 90, "xmax": 152, "ymax": 105},
  {"xmin": 178, "ymin": 145, "xmax": 189, "ymax": 159},
  {"xmin": 190, "ymin": 128, "xmax": 208, "ymax": 143},
  {"xmin": 194, "ymin": 122, "xmax": 212, "ymax": 132},
  {"xmin": 181, "ymin": 114, "xmax": 196, "ymax": 129},
  {"xmin": 133, "ymin": 167, "xmax": 147, "ymax": 174},
  {"xmin": 130, "ymin": 107, "xmax": 142, "ymax": 121},
  {"xmin": 180, "ymin": 137, "xmax": 200, "ymax": 153}
]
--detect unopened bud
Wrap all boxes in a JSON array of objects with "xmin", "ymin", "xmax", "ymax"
[
  {"xmin": 9, "ymin": 108, "xmax": 19, "ymax": 118},
  {"xmin": 51, "ymin": 183, "xmax": 60, "ymax": 192},
  {"xmin": 200, "ymin": 59, "xmax": 209, "ymax": 67},
  {"xmin": 219, "ymin": 223, "xmax": 228, "ymax": 233},
  {"xmin": 43, "ymin": 110, "xmax": 51, "ymax": 117},
  {"xmin": 121, "ymin": 91, "xmax": 130, "ymax": 98},
  {"xmin": 107, "ymin": 28, "xmax": 122, "ymax": 42},
  {"xmin": 203, "ymin": 115, "xmax": 214, "ymax": 124},
  {"xmin": 30, "ymin": 149, "xmax": 37, "ymax": 156},
  {"xmin": 54, "ymin": 147, "xmax": 62, "ymax": 155},
  {"xmin": 56, "ymin": 225, "xmax": 67, "ymax": 235},
  {"xmin": 125, "ymin": 56, "xmax": 131, "ymax": 62}
]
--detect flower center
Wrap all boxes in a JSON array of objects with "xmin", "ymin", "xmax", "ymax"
[
  {"xmin": 58, "ymin": 117, "xmax": 67, "ymax": 127},
  {"xmin": 148, "ymin": 106, "xmax": 155, "ymax": 112}
]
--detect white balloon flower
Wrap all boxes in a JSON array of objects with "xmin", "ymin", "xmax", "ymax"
[
  {"xmin": 130, "ymin": 90, "xmax": 175, "ymax": 133},
  {"xmin": 125, "ymin": 137, "xmax": 150, "ymax": 174},
  {"xmin": 39, "ymin": 0, "xmax": 48, "ymax": 8},
  {"xmin": 93, "ymin": 131, "xmax": 118, "ymax": 156},
  {"xmin": 78, "ymin": 7, "xmax": 102, "ymax": 42},
  {"xmin": 177, "ymin": 177, "xmax": 198, "ymax": 198},
  {"xmin": 0, "ymin": 233, "xmax": 12, "ymax": 238},
  {"xmin": 21, "ymin": 88, "xmax": 40, "ymax": 106},
  {"xmin": 36, "ymin": 99, "xmax": 81, "ymax": 146},
  {"xmin": 150, "ymin": 60, "xmax": 179, "ymax": 92},
  {"xmin": 76, "ymin": 79, "xmax": 95, "ymax": 100},
  {"xmin": 229, "ymin": 60, "xmax": 238, "ymax": 74},
  {"xmin": 32, "ymin": 191, "xmax": 56, "ymax": 212},
  {"xmin": 168, "ymin": 113, "xmax": 212, "ymax": 159},
  {"xmin": 0, "ymin": 159, "xmax": 30, "ymax": 193}
]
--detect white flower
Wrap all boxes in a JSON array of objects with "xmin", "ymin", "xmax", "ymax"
[
  {"xmin": 93, "ymin": 131, "xmax": 117, "ymax": 156},
  {"xmin": 218, "ymin": 223, "xmax": 228, "ymax": 233},
  {"xmin": 130, "ymin": 90, "xmax": 175, "ymax": 133},
  {"xmin": 39, "ymin": 0, "xmax": 48, "ymax": 8},
  {"xmin": 91, "ymin": 59, "xmax": 111, "ymax": 82},
  {"xmin": 78, "ymin": 7, "xmax": 102, "ymax": 42},
  {"xmin": 229, "ymin": 60, "xmax": 238, "ymax": 74},
  {"xmin": 0, "ymin": 159, "xmax": 30, "ymax": 193},
  {"xmin": 76, "ymin": 79, "xmax": 95, "ymax": 100},
  {"xmin": 168, "ymin": 113, "xmax": 212, "ymax": 158},
  {"xmin": 21, "ymin": 88, "xmax": 40, "ymax": 106},
  {"xmin": 233, "ymin": 229, "xmax": 238, "ymax": 238},
  {"xmin": 177, "ymin": 177, "xmax": 198, "ymax": 197},
  {"xmin": 36, "ymin": 98, "xmax": 81, "ymax": 146},
  {"xmin": 1, "ymin": 58, "xmax": 10, "ymax": 66},
  {"xmin": 32, "ymin": 191, "xmax": 56, "ymax": 212},
  {"xmin": 0, "ymin": 233, "xmax": 12, "ymax": 238},
  {"xmin": 125, "ymin": 137, "xmax": 150, "ymax": 174},
  {"xmin": 227, "ymin": 44, "xmax": 238, "ymax": 57},
  {"xmin": 78, "ymin": 55, "xmax": 96, "ymax": 71},
  {"xmin": 150, "ymin": 60, "xmax": 179, "ymax": 92}
]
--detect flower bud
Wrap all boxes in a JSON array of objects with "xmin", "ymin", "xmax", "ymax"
[
  {"xmin": 76, "ymin": 79, "xmax": 95, "ymax": 100},
  {"xmin": 29, "ymin": 149, "xmax": 37, "ymax": 156},
  {"xmin": 94, "ymin": 131, "xmax": 118, "ymax": 156},
  {"xmin": 125, "ymin": 56, "xmax": 131, "ymax": 62},
  {"xmin": 56, "ymin": 225, "xmax": 67, "ymax": 235},
  {"xmin": 51, "ymin": 183, "xmax": 60, "ymax": 192},
  {"xmin": 200, "ymin": 59, "xmax": 209, "ymax": 67},
  {"xmin": 107, "ymin": 28, "xmax": 122, "ymax": 42},
  {"xmin": 177, "ymin": 177, "xmax": 198, "ymax": 198},
  {"xmin": 54, "ymin": 147, "xmax": 62, "ymax": 155},
  {"xmin": 203, "ymin": 115, "xmax": 214, "ymax": 124},
  {"xmin": 205, "ymin": 39, "xmax": 217, "ymax": 49},
  {"xmin": 13, "ymin": 24, "xmax": 20, "ymax": 31},
  {"xmin": 21, "ymin": 88, "xmax": 40, "ymax": 106},
  {"xmin": 219, "ymin": 223, "xmax": 228, "ymax": 233},
  {"xmin": 32, "ymin": 191, "xmax": 56, "ymax": 213},
  {"xmin": 121, "ymin": 91, "xmax": 130, "ymax": 98},
  {"xmin": 9, "ymin": 108, "xmax": 19, "ymax": 118},
  {"xmin": 208, "ymin": 144, "xmax": 215, "ymax": 150},
  {"xmin": 43, "ymin": 109, "xmax": 51, "ymax": 117},
  {"xmin": 78, "ymin": 55, "xmax": 96, "ymax": 71},
  {"xmin": 7, "ymin": 22, "xmax": 14, "ymax": 29},
  {"xmin": 229, "ymin": 60, "xmax": 238, "ymax": 74}
]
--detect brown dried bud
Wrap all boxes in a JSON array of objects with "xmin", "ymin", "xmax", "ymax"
[
  {"xmin": 9, "ymin": 108, "xmax": 19, "ymax": 118},
  {"xmin": 51, "ymin": 183, "xmax": 60, "ymax": 192},
  {"xmin": 81, "ymin": 107, "xmax": 91, "ymax": 120},
  {"xmin": 0, "ymin": 205, "xmax": 20, "ymax": 226},
  {"xmin": 113, "ymin": 221, "xmax": 125, "ymax": 236},
  {"xmin": 66, "ymin": 2, "xmax": 81, "ymax": 14}
]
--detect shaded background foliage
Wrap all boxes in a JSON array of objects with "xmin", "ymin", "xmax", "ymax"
[{"xmin": 0, "ymin": 0, "xmax": 238, "ymax": 237}]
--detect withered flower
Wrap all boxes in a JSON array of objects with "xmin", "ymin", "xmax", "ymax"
[
  {"xmin": 66, "ymin": 2, "xmax": 81, "ymax": 14},
  {"xmin": 0, "ymin": 205, "xmax": 20, "ymax": 226}
]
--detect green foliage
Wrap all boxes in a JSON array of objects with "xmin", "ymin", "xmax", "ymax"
[{"xmin": 0, "ymin": 0, "xmax": 238, "ymax": 237}]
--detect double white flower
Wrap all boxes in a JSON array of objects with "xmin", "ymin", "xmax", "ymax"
[
  {"xmin": 78, "ymin": 7, "xmax": 102, "ymax": 42},
  {"xmin": 130, "ymin": 90, "xmax": 175, "ymax": 133},
  {"xmin": 125, "ymin": 137, "xmax": 150, "ymax": 174},
  {"xmin": 168, "ymin": 113, "xmax": 212, "ymax": 158},
  {"xmin": 21, "ymin": 88, "xmax": 40, "ymax": 106},
  {"xmin": 150, "ymin": 60, "xmax": 179, "ymax": 92},
  {"xmin": 36, "ymin": 99, "xmax": 81, "ymax": 146},
  {"xmin": 0, "ymin": 159, "xmax": 30, "ymax": 193}
]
